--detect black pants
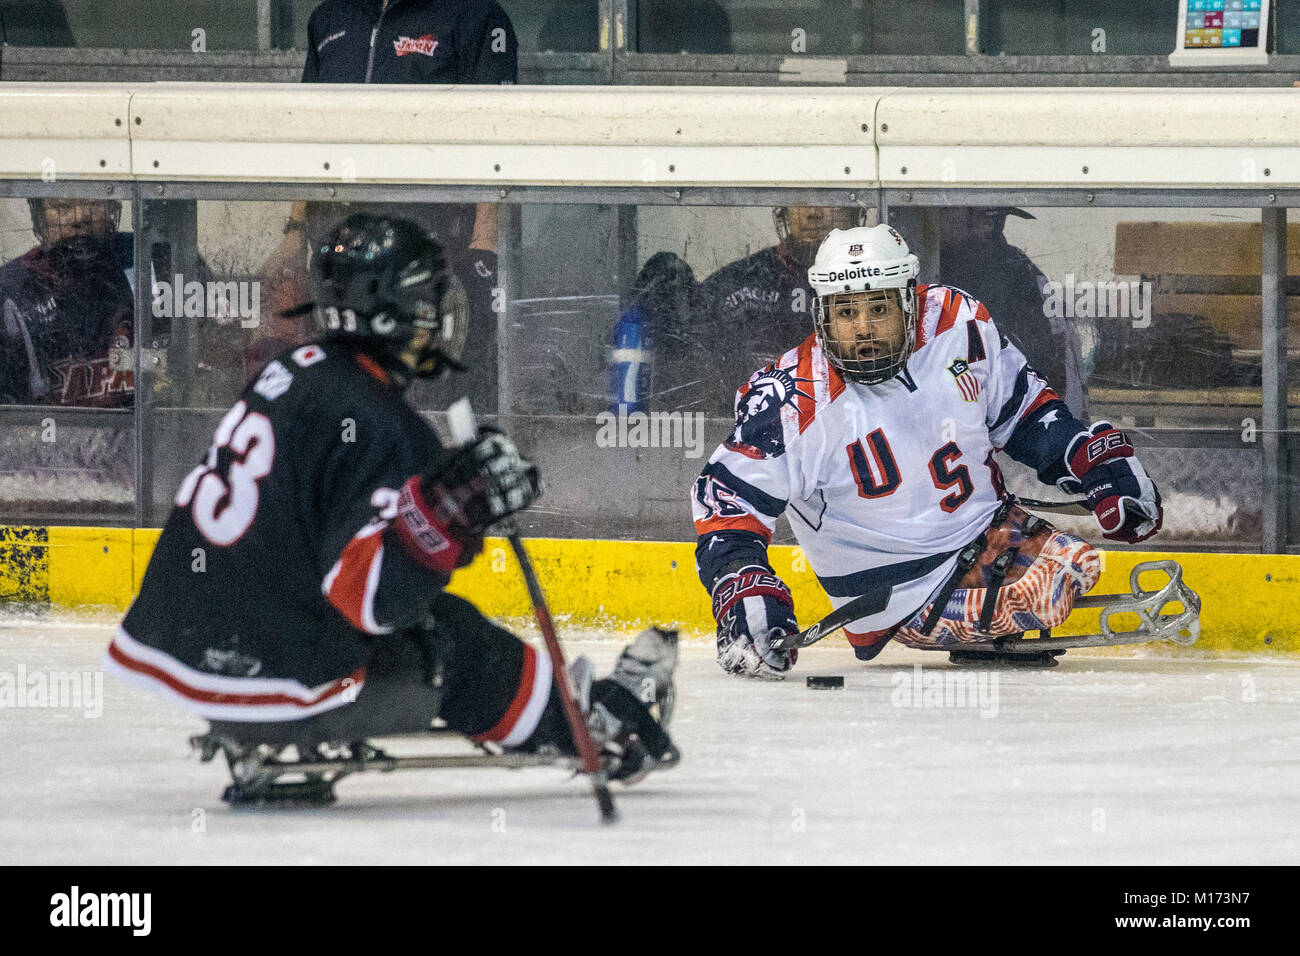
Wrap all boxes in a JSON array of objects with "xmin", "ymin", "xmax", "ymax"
[{"xmin": 208, "ymin": 594, "xmax": 538, "ymax": 748}]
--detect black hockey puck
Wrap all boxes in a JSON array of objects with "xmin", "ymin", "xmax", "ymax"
[{"xmin": 806, "ymin": 675, "xmax": 844, "ymax": 689}]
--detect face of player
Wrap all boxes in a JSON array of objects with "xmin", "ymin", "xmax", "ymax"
[
  {"xmin": 821, "ymin": 290, "xmax": 907, "ymax": 368},
  {"xmin": 36, "ymin": 198, "xmax": 120, "ymax": 246},
  {"xmin": 782, "ymin": 206, "xmax": 859, "ymax": 248}
]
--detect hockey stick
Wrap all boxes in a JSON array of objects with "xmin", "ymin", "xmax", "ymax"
[
  {"xmin": 1016, "ymin": 497, "xmax": 1090, "ymax": 515},
  {"xmin": 766, "ymin": 587, "xmax": 889, "ymax": 653},
  {"xmin": 446, "ymin": 399, "xmax": 617, "ymax": 824},
  {"xmin": 507, "ymin": 531, "xmax": 618, "ymax": 824}
]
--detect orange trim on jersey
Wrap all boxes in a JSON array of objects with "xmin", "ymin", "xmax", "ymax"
[
  {"xmin": 827, "ymin": 360, "xmax": 846, "ymax": 402},
  {"xmin": 795, "ymin": 336, "xmax": 817, "ymax": 434},
  {"xmin": 935, "ymin": 289, "xmax": 965, "ymax": 337},
  {"xmin": 974, "ymin": 301, "xmax": 991, "ymax": 323},
  {"xmin": 473, "ymin": 644, "xmax": 538, "ymax": 744},
  {"xmin": 693, "ymin": 513, "xmax": 772, "ymax": 542},
  {"xmin": 913, "ymin": 285, "xmax": 936, "ymax": 351},
  {"xmin": 355, "ymin": 352, "xmax": 391, "ymax": 384},
  {"xmin": 1021, "ymin": 387, "xmax": 1061, "ymax": 420},
  {"xmin": 843, "ymin": 625, "xmax": 894, "ymax": 648},
  {"xmin": 722, "ymin": 440, "xmax": 767, "ymax": 461},
  {"xmin": 107, "ymin": 637, "xmax": 366, "ymax": 709},
  {"xmin": 326, "ymin": 531, "xmax": 385, "ymax": 632}
]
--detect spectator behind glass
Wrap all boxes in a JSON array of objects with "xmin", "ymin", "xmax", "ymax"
[
  {"xmin": 258, "ymin": 0, "xmax": 518, "ymax": 409},
  {"xmin": 937, "ymin": 207, "xmax": 1088, "ymax": 415},
  {"xmin": 0, "ymin": 199, "xmax": 135, "ymax": 407},
  {"xmin": 626, "ymin": 206, "xmax": 862, "ymax": 416}
]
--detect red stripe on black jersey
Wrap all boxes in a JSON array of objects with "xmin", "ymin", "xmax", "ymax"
[
  {"xmin": 471, "ymin": 643, "xmax": 552, "ymax": 746},
  {"xmin": 355, "ymin": 352, "xmax": 391, "ymax": 384},
  {"xmin": 107, "ymin": 633, "xmax": 365, "ymax": 711},
  {"xmin": 324, "ymin": 529, "xmax": 389, "ymax": 634}
]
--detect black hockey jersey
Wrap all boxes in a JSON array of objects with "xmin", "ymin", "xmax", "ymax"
[{"xmin": 108, "ymin": 339, "xmax": 455, "ymax": 722}]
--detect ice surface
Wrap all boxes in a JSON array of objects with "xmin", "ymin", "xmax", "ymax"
[{"xmin": 2, "ymin": 612, "xmax": 1298, "ymax": 865}]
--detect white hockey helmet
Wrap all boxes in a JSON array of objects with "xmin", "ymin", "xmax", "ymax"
[{"xmin": 808, "ymin": 224, "xmax": 921, "ymax": 384}]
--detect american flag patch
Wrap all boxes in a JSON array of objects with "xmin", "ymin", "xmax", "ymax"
[{"xmin": 948, "ymin": 358, "xmax": 980, "ymax": 402}]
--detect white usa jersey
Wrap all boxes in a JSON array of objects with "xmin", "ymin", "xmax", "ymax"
[{"xmin": 693, "ymin": 283, "xmax": 1061, "ymax": 639}]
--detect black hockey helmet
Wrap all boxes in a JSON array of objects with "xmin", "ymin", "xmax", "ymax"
[{"xmin": 295, "ymin": 214, "xmax": 469, "ymax": 379}]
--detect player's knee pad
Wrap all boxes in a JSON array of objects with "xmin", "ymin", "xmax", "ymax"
[{"xmin": 897, "ymin": 527, "xmax": 1101, "ymax": 647}]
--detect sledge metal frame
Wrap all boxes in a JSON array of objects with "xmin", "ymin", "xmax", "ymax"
[
  {"xmin": 938, "ymin": 559, "xmax": 1202, "ymax": 659},
  {"xmin": 193, "ymin": 730, "xmax": 580, "ymax": 806}
]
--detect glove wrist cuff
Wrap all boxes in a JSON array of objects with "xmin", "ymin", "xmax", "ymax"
[
  {"xmin": 711, "ymin": 568, "xmax": 793, "ymax": 622},
  {"xmin": 393, "ymin": 474, "xmax": 467, "ymax": 574}
]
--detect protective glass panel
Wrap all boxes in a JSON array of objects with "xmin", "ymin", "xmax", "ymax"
[
  {"xmin": 889, "ymin": 202, "xmax": 1266, "ymax": 548},
  {"xmin": 135, "ymin": 197, "xmax": 885, "ymax": 541},
  {"xmin": 1280, "ymin": 3, "xmax": 1300, "ymax": 54},
  {"xmin": 134, "ymin": 197, "xmax": 509, "ymax": 524},
  {"xmin": 0, "ymin": 194, "xmax": 136, "ymax": 524},
  {"xmin": 500, "ymin": 200, "xmax": 878, "ymax": 540},
  {"xmin": 0, "ymin": 0, "xmax": 258, "ymax": 48},
  {"xmin": 635, "ymin": 0, "xmax": 964, "ymax": 55},
  {"xmin": 504, "ymin": 0, "xmax": 600, "ymax": 53},
  {"xmin": 983, "ymin": 0, "xmax": 1182, "ymax": 55},
  {"xmin": 116, "ymin": 193, "xmax": 1288, "ymax": 549}
]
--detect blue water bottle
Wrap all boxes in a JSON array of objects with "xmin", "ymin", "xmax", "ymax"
[{"xmin": 609, "ymin": 304, "xmax": 653, "ymax": 415}]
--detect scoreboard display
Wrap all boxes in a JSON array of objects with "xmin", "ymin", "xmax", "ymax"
[
  {"xmin": 1171, "ymin": 0, "xmax": 1271, "ymax": 64},
  {"xmin": 1185, "ymin": 0, "xmax": 1263, "ymax": 49}
]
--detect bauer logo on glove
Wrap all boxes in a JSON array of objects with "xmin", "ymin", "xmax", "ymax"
[
  {"xmin": 711, "ymin": 565, "xmax": 799, "ymax": 679},
  {"xmin": 1065, "ymin": 421, "xmax": 1163, "ymax": 544}
]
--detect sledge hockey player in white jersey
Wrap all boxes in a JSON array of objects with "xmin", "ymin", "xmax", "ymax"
[{"xmin": 692, "ymin": 223, "xmax": 1166, "ymax": 677}]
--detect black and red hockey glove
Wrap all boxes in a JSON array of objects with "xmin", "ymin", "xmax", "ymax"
[
  {"xmin": 1062, "ymin": 421, "xmax": 1163, "ymax": 544},
  {"xmin": 710, "ymin": 565, "xmax": 799, "ymax": 679},
  {"xmin": 393, "ymin": 430, "xmax": 541, "ymax": 574}
]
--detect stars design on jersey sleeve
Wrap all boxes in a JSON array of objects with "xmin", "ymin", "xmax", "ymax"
[{"xmin": 725, "ymin": 365, "xmax": 816, "ymax": 459}]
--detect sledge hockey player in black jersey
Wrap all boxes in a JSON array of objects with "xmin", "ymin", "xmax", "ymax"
[
  {"xmin": 108, "ymin": 214, "xmax": 677, "ymax": 803},
  {"xmin": 692, "ymin": 224, "xmax": 1197, "ymax": 676}
]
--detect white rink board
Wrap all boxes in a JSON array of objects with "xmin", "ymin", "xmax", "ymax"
[{"xmin": 2, "ymin": 615, "xmax": 1298, "ymax": 866}]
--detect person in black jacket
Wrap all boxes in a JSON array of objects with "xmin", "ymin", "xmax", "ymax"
[
  {"xmin": 937, "ymin": 207, "xmax": 1088, "ymax": 414},
  {"xmin": 109, "ymin": 216, "xmax": 676, "ymax": 790},
  {"xmin": 259, "ymin": 1, "xmax": 518, "ymax": 408},
  {"xmin": 301, "ymin": 0, "xmax": 516, "ymax": 83}
]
